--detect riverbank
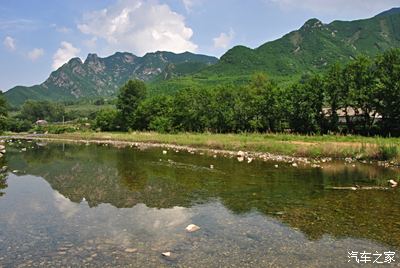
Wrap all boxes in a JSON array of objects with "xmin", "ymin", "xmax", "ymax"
[{"xmin": 6, "ymin": 132, "xmax": 400, "ymax": 166}]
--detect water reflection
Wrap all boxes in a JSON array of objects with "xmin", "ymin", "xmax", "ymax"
[{"xmin": 1, "ymin": 140, "xmax": 399, "ymax": 266}]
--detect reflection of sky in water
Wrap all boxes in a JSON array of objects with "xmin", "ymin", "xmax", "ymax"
[{"xmin": 0, "ymin": 174, "xmax": 396, "ymax": 267}]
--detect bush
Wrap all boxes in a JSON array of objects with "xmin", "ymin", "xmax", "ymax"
[
  {"xmin": 7, "ymin": 118, "xmax": 32, "ymax": 132},
  {"xmin": 149, "ymin": 116, "xmax": 173, "ymax": 133},
  {"xmin": 94, "ymin": 109, "xmax": 119, "ymax": 131},
  {"xmin": 32, "ymin": 124, "xmax": 77, "ymax": 134}
]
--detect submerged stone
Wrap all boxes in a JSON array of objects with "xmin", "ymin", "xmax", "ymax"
[
  {"xmin": 124, "ymin": 248, "xmax": 137, "ymax": 253},
  {"xmin": 185, "ymin": 224, "xmax": 201, "ymax": 232}
]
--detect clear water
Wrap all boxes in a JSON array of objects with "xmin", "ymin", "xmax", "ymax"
[{"xmin": 0, "ymin": 140, "xmax": 399, "ymax": 267}]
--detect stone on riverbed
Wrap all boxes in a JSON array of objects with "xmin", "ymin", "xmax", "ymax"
[
  {"xmin": 185, "ymin": 224, "xmax": 201, "ymax": 232},
  {"xmin": 389, "ymin": 179, "xmax": 398, "ymax": 188},
  {"xmin": 162, "ymin": 252, "xmax": 171, "ymax": 257},
  {"xmin": 124, "ymin": 248, "xmax": 138, "ymax": 253},
  {"xmin": 237, "ymin": 151, "xmax": 245, "ymax": 157}
]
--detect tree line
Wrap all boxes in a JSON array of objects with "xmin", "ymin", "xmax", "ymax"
[{"xmin": 95, "ymin": 49, "xmax": 400, "ymax": 136}]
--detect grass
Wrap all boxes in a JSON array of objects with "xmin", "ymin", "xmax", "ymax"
[{"xmin": 19, "ymin": 131, "xmax": 400, "ymax": 161}]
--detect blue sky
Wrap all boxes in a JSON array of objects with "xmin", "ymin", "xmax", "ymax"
[{"xmin": 1, "ymin": 0, "xmax": 399, "ymax": 90}]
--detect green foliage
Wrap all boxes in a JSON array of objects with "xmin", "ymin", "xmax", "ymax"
[
  {"xmin": 19, "ymin": 100, "xmax": 65, "ymax": 122},
  {"xmin": 286, "ymin": 75, "xmax": 326, "ymax": 133},
  {"xmin": 32, "ymin": 124, "xmax": 77, "ymax": 134},
  {"xmin": 6, "ymin": 118, "xmax": 32, "ymax": 133},
  {"xmin": 94, "ymin": 109, "xmax": 119, "ymax": 131},
  {"xmin": 375, "ymin": 48, "xmax": 400, "ymax": 136},
  {"xmin": 117, "ymin": 80, "xmax": 147, "ymax": 129}
]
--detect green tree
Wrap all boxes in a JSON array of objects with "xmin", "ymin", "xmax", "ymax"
[
  {"xmin": 324, "ymin": 63, "xmax": 344, "ymax": 132},
  {"xmin": 20, "ymin": 100, "xmax": 65, "ymax": 122},
  {"xmin": 287, "ymin": 75, "xmax": 326, "ymax": 134},
  {"xmin": 375, "ymin": 48, "xmax": 400, "ymax": 136},
  {"xmin": 94, "ymin": 109, "xmax": 119, "ymax": 131},
  {"xmin": 116, "ymin": 80, "xmax": 147, "ymax": 130},
  {"xmin": 0, "ymin": 92, "xmax": 8, "ymax": 133},
  {"xmin": 172, "ymin": 87, "xmax": 213, "ymax": 132},
  {"xmin": 250, "ymin": 73, "xmax": 281, "ymax": 132},
  {"xmin": 344, "ymin": 56, "xmax": 377, "ymax": 135},
  {"xmin": 209, "ymin": 86, "xmax": 236, "ymax": 133},
  {"xmin": 134, "ymin": 95, "xmax": 173, "ymax": 132}
]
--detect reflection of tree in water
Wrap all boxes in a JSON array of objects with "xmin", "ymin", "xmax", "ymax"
[
  {"xmin": 0, "ymin": 157, "xmax": 7, "ymax": 197},
  {"xmin": 0, "ymin": 173, "xmax": 7, "ymax": 197}
]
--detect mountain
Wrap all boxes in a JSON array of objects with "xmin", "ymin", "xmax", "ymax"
[
  {"xmin": 6, "ymin": 8, "xmax": 400, "ymax": 106},
  {"xmin": 5, "ymin": 51, "xmax": 218, "ymax": 106},
  {"xmin": 198, "ymin": 8, "xmax": 400, "ymax": 78}
]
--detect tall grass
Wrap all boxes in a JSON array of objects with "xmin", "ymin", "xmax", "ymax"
[{"xmin": 377, "ymin": 143, "xmax": 399, "ymax": 161}]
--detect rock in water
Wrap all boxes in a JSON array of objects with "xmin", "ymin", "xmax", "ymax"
[
  {"xmin": 162, "ymin": 150, "xmax": 167, "ymax": 155},
  {"xmin": 124, "ymin": 248, "xmax": 137, "ymax": 253},
  {"xmin": 237, "ymin": 151, "xmax": 245, "ymax": 157},
  {"xmin": 210, "ymin": 165, "xmax": 214, "ymax": 169},
  {"xmin": 162, "ymin": 252, "xmax": 171, "ymax": 257},
  {"xmin": 389, "ymin": 179, "xmax": 398, "ymax": 188},
  {"xmin": 185, "ymin": 224, "xmax": 200, "ymax": 232},
  {"xmin": 292, "ymin": 163, "xmax": 298, "ymax": 167}
]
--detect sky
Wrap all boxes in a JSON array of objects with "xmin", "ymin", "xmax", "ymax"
[{"xmin": 0, "ymin": 0, "xmax": 399, "ymax": 90}]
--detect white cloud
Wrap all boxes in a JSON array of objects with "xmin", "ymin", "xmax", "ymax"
[
  {"xmin": 3, "ymin": 36, "xmax": 16, "ymax": 51},
  {"xmin": 77, "ymin": 0, "xmax": 197, "ymax": 56},
  {"xmin": 28, "ymin": 48, "xmax": 44, "ymax": 61},
  {"xmin": 267, "ymin": 0, "xmax": 400, "ymax": 17},
  {"xmin": 52, "ymin": 41, "xmax": 80, "ymax": 70},
  {"xmin": 182, "ymin": 0, "xmax": 197, "ymax": 12},
  {"xmin": 213, "ymin": 29, "xmax": 235, "ymax": 49}
]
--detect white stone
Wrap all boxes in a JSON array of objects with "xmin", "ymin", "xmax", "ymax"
[
  {"xmin": 185, "ymin": 224, "xmax": 200, "ymax": 232},
  {"xmin": 162, "ymin": 252, "xmax": 171, "ymax": 257},
  {"xmin": 237, "ymin": 151, "xmax": 245, "ymax": 157},
  {"xmin": 389, "ymin": 179, "xmax": 398, "ymax": 188},
  {"xmin": 124, "ymin": 248, "xmax": 137, "ymax": 253},
  {"xmin": 292, "ymin": 163, "xmax": 298, "ymax": 167},
  {"xmin": 163, "ymin": 150, "xmax": 167, "ymax": 155}
]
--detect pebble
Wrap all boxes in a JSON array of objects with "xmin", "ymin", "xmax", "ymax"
[
  {"xmin": 124, "ymin": 248, "xmax": 138, "ymax": 253},
  {"xmin": 162, "ymin": 252, "xmax": 171, "ymax": 257},
  {"xmin": 162, "ymin": 150, "xmax": 167, "ymax": 155},
  {"xmin": 185, "ymin": 224, "xmax": 201, "ymax": 232},
  {"xmin": 237, "ymin": 156, "xmax": 244, "ymax": 162}
]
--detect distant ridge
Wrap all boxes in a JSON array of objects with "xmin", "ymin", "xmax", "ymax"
[{"xmin": 5, "ymin": 51, "xmax": 218, "ymax": 106}]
